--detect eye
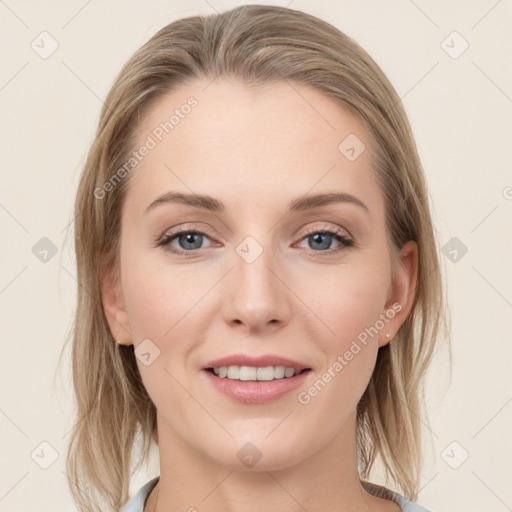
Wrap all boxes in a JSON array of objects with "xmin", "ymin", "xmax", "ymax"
[
  {"xmin": 157, "ymin": 229, "xmax": 215, "ymax": 254},
  {"xmin": 157, "ymin": 225, "xmax": 354, "ymax": 256},
  {"xmin": 296, "ymin": 227, "xmax": 354, "ymax": 253}
]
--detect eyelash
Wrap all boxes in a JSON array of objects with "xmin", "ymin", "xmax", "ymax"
[{"xmin": 156, "ymin": 224, "xmax": 354, "ymax": 256}]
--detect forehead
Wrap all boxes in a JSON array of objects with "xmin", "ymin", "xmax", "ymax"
[{"xmin": 125, "ymin": 77, "xmax": 383, "ymax": 221}]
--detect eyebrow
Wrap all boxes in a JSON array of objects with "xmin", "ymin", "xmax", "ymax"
[{"xmin": 144, "ymin": 191, "xmax": 369, "ymax": 215}]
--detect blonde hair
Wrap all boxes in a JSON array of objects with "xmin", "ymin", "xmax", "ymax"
[{"xmin": 59, "ymin": 4, "xmax": 450, "ymax": 510}]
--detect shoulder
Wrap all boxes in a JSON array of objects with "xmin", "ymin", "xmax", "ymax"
[
  {"xmin": 120, "ymin": 476, "xmax": 159, "ymax": 512},
  {"xmin": 121, "ymin": 477, "xmax": 430, "ymax": 512},
  {"xmin": 361, "ymin": 480, "xmax": 431, "ymax": 512}
]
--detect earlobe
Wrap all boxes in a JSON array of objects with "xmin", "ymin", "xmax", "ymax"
[
  {"xmin": 379, "ymin": 240, "xmax": 418, "ymax": 348},
  {"xmin": 100, "ymin": 261, "xmax": 133, "ymax": 346}
]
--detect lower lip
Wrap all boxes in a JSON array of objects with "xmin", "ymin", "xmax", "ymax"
[{"xmin": 203, "ymin": 369, "xmax": 311, "ymax": 404}]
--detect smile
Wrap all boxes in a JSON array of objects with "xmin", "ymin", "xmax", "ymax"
[{"xmin": 209, "ymin": 365, "xmax": 306, "ymax": 380}]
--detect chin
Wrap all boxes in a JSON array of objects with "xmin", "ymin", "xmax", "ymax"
[{"xmin": 205, "ymin": 436, "xmax": 312, "ymax": 472}]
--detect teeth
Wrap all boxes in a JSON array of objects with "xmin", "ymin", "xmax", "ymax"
[{"xmin": 212, "ymin": 365, "xmax": 302, "ymax": 381}]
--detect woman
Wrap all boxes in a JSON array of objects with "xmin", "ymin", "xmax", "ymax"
[{"xmin": 63, "ymin": 5, "xmax": 449, "ymax": 511}]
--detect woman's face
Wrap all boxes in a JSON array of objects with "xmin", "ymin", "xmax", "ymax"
[{"xmin": 102, "ymin": 77, "xmax": 417, "ymax": 470}]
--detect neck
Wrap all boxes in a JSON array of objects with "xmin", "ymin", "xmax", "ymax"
[{"xmin": 151, "ymin": 410, "xmax": 386, "ymax": 512}]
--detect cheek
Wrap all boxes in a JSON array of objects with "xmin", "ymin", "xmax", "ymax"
[
  {"xmin": 295, "ymin": 257, "xmax": 389, "ymax": 347},
  {"xmin": 121, "ymin": 245, "xmax": 201, "ymax": 341},
  {"xmin": 120, "ymin": 256, "xmax": 200, "ymax": 407},
  {"xmin": 294, "ymin": 259, "xmax": 388, "ymax": 406}
]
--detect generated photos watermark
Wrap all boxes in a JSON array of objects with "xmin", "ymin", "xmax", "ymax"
[
  {"xmin": 297, "ymin": 302, "xmax": 402, "ymax": 405},
  {"xmin": 94, "ymin": 96, "xmax": 198, "ymax": 200}
]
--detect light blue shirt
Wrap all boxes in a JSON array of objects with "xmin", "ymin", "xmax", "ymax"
[{"xmin": 120, "ymin": 476, "xmax": 431, "ymax": 511}]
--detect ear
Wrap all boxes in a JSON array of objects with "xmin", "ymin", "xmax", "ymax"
[
  {"xmin": 100, "ymin": 261, "xmax": 133, "ymax": 346},
  {"xmin": 378, "ymin": 240, "xmax": 418, "ymax": 348}
]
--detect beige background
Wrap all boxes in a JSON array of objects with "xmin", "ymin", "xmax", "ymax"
[{"xmin": 1, "ymin": 1, "xmax": 511, "ymax": 510}]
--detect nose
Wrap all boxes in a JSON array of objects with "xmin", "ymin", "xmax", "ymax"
[{"xmin": 222, "ymin": 239, "xmax": 292, "ymax": 334}]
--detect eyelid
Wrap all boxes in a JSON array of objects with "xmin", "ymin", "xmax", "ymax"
[
  {"xmin": 299, "ymin": 223, "xmax": 352, "ymax": 240},
  {"xmin": 159, "ymin": 222, "xmax": 352, "ymax": 240},
  {"xmin": 157, "ymin": 223, "xmax": 216, "ymax": 242}
]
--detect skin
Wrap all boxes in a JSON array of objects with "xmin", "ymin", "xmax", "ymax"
[{"xmin": 101, "ymin": 77, "xmax": 417, "ymax": 512}]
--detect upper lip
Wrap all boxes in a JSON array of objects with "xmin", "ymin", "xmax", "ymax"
[{"xmin": 202, "ymin": 354, "xmax": 311, "ymax": 371}]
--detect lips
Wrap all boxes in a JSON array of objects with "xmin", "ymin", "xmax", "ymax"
[
  {"xmin": 203, "ymin": 367, "xmax": 310, "ymax": 403},
  {"xmin": 202, "ymin": 353, "xmax": 311, "ymax": 371}
]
